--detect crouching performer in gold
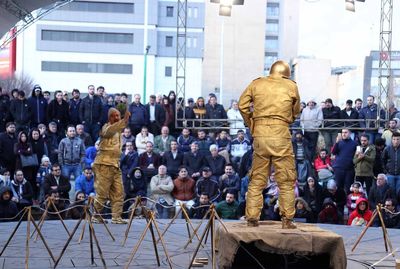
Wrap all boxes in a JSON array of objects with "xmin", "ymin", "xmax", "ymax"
[
  {"xmin": 92, "ymin": 108, "xmax": 131, "ymax": 224},
  {"xmin": 238, "ymin": 60, "xmax": 300, "ymax": 228}
]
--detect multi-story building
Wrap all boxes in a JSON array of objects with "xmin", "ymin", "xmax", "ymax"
[
  {"xmin": 264, "ymin": 0, "xmax": 299, "ymax": 74},
  {"xmin": 364, "ymin": 51, "xmax": 400, "ymax": 106},
  {"xmin": 15, "ymin": 0, "xmax": 205, "ymax": 99}
]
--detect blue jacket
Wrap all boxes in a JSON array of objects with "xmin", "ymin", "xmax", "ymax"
[
  {"xmin": 128, "ymin": 102, "xmax": 149, "ymax": 126},
  {"xmin": 358, "ymin": 103, "xmax": 385, "ymax": 128},
  {"xmin": 28, "ymin": 96, "xmax": 48, "ymax": 125},
  {"xmin": 85, "ymin": 146, "xmax": 97, "ymax": 167},
  {"xmin": 75, "ymin": 174, "xmax": 95, "ymax": 196},
  {"xmin": 331, "ymin": 138, "xmax": 357, "ymax": 170}
]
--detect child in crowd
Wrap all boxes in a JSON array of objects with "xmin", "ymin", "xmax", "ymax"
[
  {"xmin": 36, "ymin": 156, "xmax": 52, "ymax": 203},
  {"xmin": 346, "ymin": 181, "xmax": 365, "ymax": 215},
  {"xmin": 347, "ymin": 197, "xmax": 372, "ymax": 226}
]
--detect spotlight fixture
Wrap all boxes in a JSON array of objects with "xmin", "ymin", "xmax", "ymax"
[
  {"xmin": 210, "ymin": 0, "xmax": 244, "ymax": 5},
  {"xmin": 219, "ymin": 5, "xmax": 232, "ymax": 16},
  {"xmin": 345, "ymin": 0, "xmax": 355, "ymax": 12}
]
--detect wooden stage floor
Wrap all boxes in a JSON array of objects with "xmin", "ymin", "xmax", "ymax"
[{"xmin": 0, "ymin": 219, "xmax": 399, "ymax": 268}]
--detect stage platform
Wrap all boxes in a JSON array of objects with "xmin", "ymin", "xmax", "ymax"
[{"xmin": 0, "ymin": 219, "xmax": 399, "ymax": 269}]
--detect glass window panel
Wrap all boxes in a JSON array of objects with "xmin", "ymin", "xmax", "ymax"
[
  {"xmin": 166, "ymin": 36, "xmax": 173, "ymax": 47},
  {"xmin": 166, "ymin": 6, "xmax": 174, "ymax": 17},
  {"xmin": 41, "ymin": 61, "xmax": 132, "ymax": 74},
  {"xmin": 61, "ymin": 1, "xmax": 134, "ymax": 13},
  {"xmin": 41, "ymin": 30, "xmax": 133, "ymax": 44},
  {"xmin": 165, "ymin": 66, "xmax": 172, "ymax": 77}
]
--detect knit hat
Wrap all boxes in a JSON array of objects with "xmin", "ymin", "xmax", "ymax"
[{"xmin": 327, "ymin": 179, "xmax": 337, "ymax": 190}]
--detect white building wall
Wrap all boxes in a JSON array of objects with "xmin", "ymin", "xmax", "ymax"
[
  {"xmin": 331, "ymin": 66, "xmax": 364, "ymax": 108},
  {"xmin": 279, "ymin": 0, "xmax": 300, "ymax": 62},
  {"xmin": 292, "ymin": 58, "xmax": 333, "ymax": 103},
  {"xmin": 154, "ymin": 57, "xmax": 202, "ymax": 99}
]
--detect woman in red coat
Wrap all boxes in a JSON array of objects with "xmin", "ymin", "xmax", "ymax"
[{"xmin": 347, "ymin": 197, "xmax": 373, "ymax": 226}]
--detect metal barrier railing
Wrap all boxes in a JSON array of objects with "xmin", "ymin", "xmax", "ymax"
[{"xmin": 175, "ymin": 118, "xmax": 388, "ymax": 131}]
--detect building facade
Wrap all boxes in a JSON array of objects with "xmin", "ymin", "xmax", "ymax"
[
  {"xmin": 15, "ymin": 0, "xmax": 205, "ymax": 99},
  {"xmin": 264, "ymin": 0, "xmax": 299, "ymax": 74},
  {"xmin": 364, "ymin": 51, "xmax": 400, "ymax": 107}
]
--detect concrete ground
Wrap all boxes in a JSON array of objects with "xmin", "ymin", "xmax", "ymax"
[{"xmin": 0, "ymin": 218, "xmax": 399, "ymax": 269}]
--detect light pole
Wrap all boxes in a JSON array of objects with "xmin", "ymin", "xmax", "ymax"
[
  {"xmin": 210, "ymin": 0, "xmax": 244, "ymax": 103},
  {"xmin": 143, "ymin": 45, "xmax": 151, "ymax": 104}
]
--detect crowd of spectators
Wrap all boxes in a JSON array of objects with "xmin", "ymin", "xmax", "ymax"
[{"xmin": 0, "ymin": 84, "xmax": 399, "ymax": 229}]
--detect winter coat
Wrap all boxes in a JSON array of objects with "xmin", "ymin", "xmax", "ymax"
[
  {"xmin": 322, "ymin": 106, "xmax": 341, "ymax": 127},
  {"xmin": 358, "ymin": 103, "xmax": 385, "ymax": 129},
  {"xmin": 331, "ymin": 138, "xmax": 357, "ymax": 170},
  {"xmin": 123, "ymin": 167, "xmax": 147, "ymax": 199},
  {"xmin": 162, "ymin": 150, "xmax": 184, "ymax": 177},
  {"xmin": 172, "ymin": 177, "xmax": 196, "ymax": 201},
  {"xmin": 58, "ymin": 137, "xmax": 85, "ymax": 165},
  {"xmin": 0, "ymin": 186, "xmax": 18, "ymax": 221},
  {"xmin": 153, "ymin": 135, "xmax": 175, "ymax": 155},
  {"xmin": 318, "ymin": 198, "xmax": 339, "ymax": 224},
  {"xmin": 382, "ymin": 145, "xmax": 400, "ymax": 175},
  {"xmin": 0, "ymin": 132, "xmax": 17, "ymax": 164},
  {"xmin": 28, "ymin": 95, "xmax": 47, "ymax": 125},
  {"xmin": 368, "ymin": 183, "xmax": 395, "ymax": 210},
  {"xmin": 347, "ymin": 197, "xmax": 373, "ymax": 225},
  {"xmin": 79, "ymin": 95, "xmax": 103, "ymax": 124},
  {"xmin": 74, "ymin": 174, "xmax": 95, "ymax": 196},
  {"xmin": 0, "ymin": 95, "xmax": 11, "ymax": 129},
  {"xmin": 340, "ymin": 108, "xmax": 359, "ymax": 129},
  {"xmin": 11, "ymin": 179, "xmax": 33, "ymax": 204},
  {"xmin": 68, "ymin": 98, "xmax": 82, "ymax": 125},
  {"xmin": 10, "ymin": 99, "xmax": 32, "ymax": 125},
  {"xmin": 120, "ymin": 151, "xmax": 139, "ymax": 177},
  {"xmin": 353, "ymin": 144, "xmax": 376, "ymax": 177},
  {"xmin": 183, "ymin": 151, "xmax": 204, "ymax": 176},
  {"xmin": 176, "ymin": 135, "xmax": 195, "ymax": 153},
  {"xmin": 149, "ymin": 174, "xmax": 174, "ymax": 205},
  {"xmin": 204, "ymin": 155, "xmax": 226, "ymax": 177},
  {"xmin": 47, "ymin": 99, "xmax": 70, "ymax": 128},
  {"xmin": 43, "ymin": 174, "xmax": 71, "ymax": 200},
  {"xmin": 128, "ymin": 102, "xmax": 149, "ymax": 126}
]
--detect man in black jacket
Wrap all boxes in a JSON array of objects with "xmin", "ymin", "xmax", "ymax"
[
  {"xmin": 340, "ymin": 99, "xmax": 359, "ymax": 138},
  {"xmin": 0, "ymin": 88, "xmax": 11, "ymax": 133},
  {"xmin": 69, "ymin": 89, "xmax": 82, "ymax": 126},
  {"xmin": 382, "ymin": 132, "xmax": 400, "ymax": 196},
  {"xmin": 0, "ymin": 122, "xmax": 17, "ymax": 177},
  {"xmin": 43, "ymin": 164, "xmax": 71, "ymax": 204},
  {"xmin": 321, "ymin": 98, "xmax": 341, "ymax": 153},
  {"xmin": 145, "ymin": 95, "xmax": 165, "ymax": 136},
  {"xmin": 183, "ymin": 142, "xmax": 204, "ymax": 180},
  {"xmin": 28, "ymin": 85, "xmax": 48, "ymax": 128},
  {"xmin": 10, "ymin": 90, "xmax": 31, "ymax": 133},
  {"xmin": 205, "ymin": 96, "xmax": 227, "ymax": 128},
  {"xmin": 162, "ymin": 140, "xmax": 184, "ymax": 179},
  {"xmin": 79, "ymin": 85, "xmax": 103, "ymax": 142}
]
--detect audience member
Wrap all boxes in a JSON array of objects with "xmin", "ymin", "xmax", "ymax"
[
  {"xmin": 183, "ymin": 142, "xmax": 204, "ymax": 180},
  {"xmin": 346, "ymin": 181, "xmax": 365, "ymax": 215},
  {"xmin": 128, "ymin": 94, "xmax": 149, "ymax": 135},
  {"xmin": 177, "ymin": 128, "xmax": 195, "ymax": 153},
  {"xmin": 152, "ymin": 126, "xmax": 174, "ymax": 157},
  {"xmin": 373, "ymin": 198, "xmax": 400, "ymax": 228},
  {"xmin": 353, "ymin": 134, "xmax": 376, "ymax": 194},
  {"xmin": 0, "ymin": 186, "xmax": 18, "ymax": 221},
  {"xmin": 139, "ymin": 141, "xmax": 161, "ymax": 181},
  {"xmin": 135, "ymin": 126, "xmax": 154, "ymax": 155},
  {"xmin": 204, "ymin": 144, "xmax": 226, "ymax": 178},
  {"xmin": 146, "ymin": 94, "xmax": 165, "ymax": 136},
  {"xmin": 0, "ymin": 122, "xmax": 18, "ymax": 177},
  {"xmin": 162, "ymin": 140, "xmax": 183, "ymax": 178},
  {"xmin": 11, "ymin": 169, "xmax": 33, "ymax": 210},
  {"xmin": 368, "ymin": 173, "xmax": 395, "ymax": 210},
  {"xmin": 382, "ymin": 132, "xmax": 400, "ymax": 195},
  {"xmin": 381, "ymin": 119, "xmax": 399, "ymax": 147},
  {"xmin": 74, "ymin": 167, "xmax": 95, "ymax": 197},
  {"xmin": 150, "ymin": 165, "xmax": 174, "ymax": 219},
  {"xmin": 172, "ymin": 166, "xmax": 196, "ymax": 215},
  {"xmin": 43, "ymin": 164, "xmax": 71, "ymax": 203},
  {"xmin": 216, "ymin": 191, "xmax": 238, "ymax": 219},
  {"xmin": 347, "ymin": 197, "xmax": 372, "ymax": 226},
  {"xmin": 331, "ymin": 128, "xmax": 357, "ymax": 192},
  {"xmin": 188, "ymin": 193, "xmax": 211, "ymax": 219},
  {"xmin": 218, "ymin": 164, "xmax": 240, "ymax": 200},
  {"xmin": 196, "ymin": 167, "xmax": 220, "ymax": 202}
]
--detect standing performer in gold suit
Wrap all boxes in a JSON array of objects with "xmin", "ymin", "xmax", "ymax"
[
  {"xmin": 92, "ymin": 108, "xmax": 130, "ymax": 224},
  {"xmin": 238, "ymin": 60, "xmax": 300, "ymax": 228}
]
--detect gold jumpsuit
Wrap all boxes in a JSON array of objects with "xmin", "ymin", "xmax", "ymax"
[
  {"xmin": 238, "ymin": 74, "xmax": 300, "ymax": 221},
  {"xmin": 92, "ymin": 119, "xmax": 127, "ymax": 220}
]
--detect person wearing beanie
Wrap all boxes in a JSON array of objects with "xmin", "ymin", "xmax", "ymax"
[{"xmin": 92, "ymin": 108, "xmax": 131, "ymax": 224}]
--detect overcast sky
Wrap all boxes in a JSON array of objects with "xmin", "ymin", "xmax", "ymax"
[{"xmin": 298, "ymin": 0, "xmax": 400, "ymax": 67}]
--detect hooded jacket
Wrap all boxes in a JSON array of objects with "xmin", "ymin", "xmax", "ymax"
[
  {"xmin": 11, "ymin": 178, "xmax": 33, "ymax": 204},
  {"xmin": 347, "ymin": 197, "xmax": 373, "ymax": 225},
  {"xmin": 0, "ymin": 186, "xmax": 18, "ymax": 221},
  {"xmin": 28, "ymin": 89, "xmax": 48, "ymax": 125},
  {"xmin": 10, "ymin": 98, "xmax": 32, "ymax": 125},
  {"xmin": 124, "ymin": 167, "xmax": 147, "ymax": 199}
]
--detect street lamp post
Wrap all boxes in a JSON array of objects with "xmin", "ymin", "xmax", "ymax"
[{"xmin": 143, "ymin": 45, "xmax": 151, "ymax": 104}]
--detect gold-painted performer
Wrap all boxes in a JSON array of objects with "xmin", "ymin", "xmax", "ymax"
[
  {"xmin": 238, "ymin": 60, "xmax": 300, "ymax": 228},
  {"xmin": 92, "ymin": 108, "xmax": 131, "ymax": 224}
]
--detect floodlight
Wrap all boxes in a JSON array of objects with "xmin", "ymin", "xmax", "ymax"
[
  {"xmin": 219, "ymin": 5, "xmax": 232, "ymax": 16},
  {"xmin": 345, "ymin": 0, "xmax": 355, "ymax": 12}
]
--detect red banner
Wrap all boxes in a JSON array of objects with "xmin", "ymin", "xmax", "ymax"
[{"xmin": 0, "ymin": 28, "xmax": 16, "ymax": 78}]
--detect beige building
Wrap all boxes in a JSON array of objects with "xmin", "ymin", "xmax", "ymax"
[
  {"xmin": 201, "ymin": 0, "xmax": 300, "ymax": 107},
  {"xmin": 202, "ymin": 1, "xmax": 266, "ymax": 108}
]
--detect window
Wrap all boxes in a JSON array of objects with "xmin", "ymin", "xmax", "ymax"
[
  {"xmin": 165, "ymin": 36, "xmax": 173, "ymax": 47},
  {"xmin": 42, "ymin": 30, "xmax": 133, "ymax": 44},
  {"xmin": 42, "ymin": 61, "xmax": 132, "ymax": 74},
  {"xmin": 193, "ymin": 7, "xmax": 198, "ymax": 18},
  {"xmin": 60, "ymin": 1, "xmax": 135, "ymax": 13},
  {"xmin": 265, "ymin": 36, "xmax": 278, "ymax": 51},
  {"xmin": 166, "ymin": 6, "xmax": 174, "ymax": 17},
  {"xmin": 165, "ymin": 66, "xmax": 172, "ymax": 77},
  {"xmin": 266, "ymin": 19, "xmax": 279, "ymax": 34},
  {"xmin": 267, "ymin": 3, "xmax": 279, "ymax": 17}
]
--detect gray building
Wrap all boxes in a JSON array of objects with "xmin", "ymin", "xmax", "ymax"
[{"xmin": 364, "ymin": 51, "xmax": 400, "ymax": 105}]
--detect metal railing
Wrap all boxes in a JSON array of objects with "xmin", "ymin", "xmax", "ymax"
[{"xmin": 175, "ymin": 118, "xmax": 388, "ymax": 131}]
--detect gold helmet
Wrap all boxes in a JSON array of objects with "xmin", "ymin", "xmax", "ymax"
[{"xmin": 269, "ymin": 60, "xmax": 291, "ymax": 78}]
